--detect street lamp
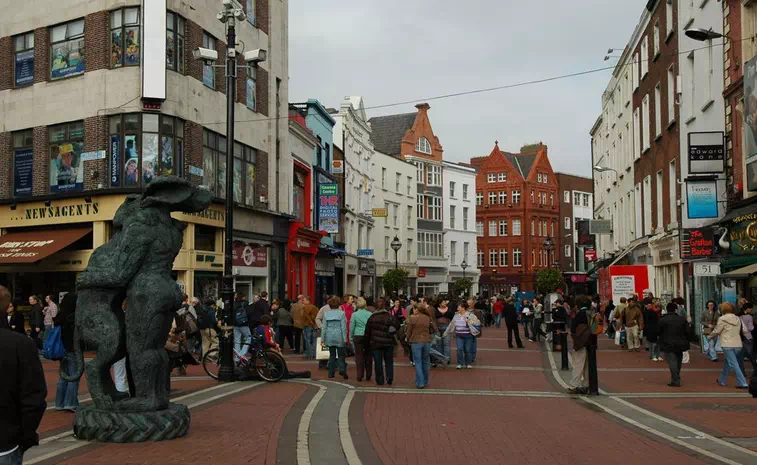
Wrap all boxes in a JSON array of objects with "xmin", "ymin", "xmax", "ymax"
[
  {"xmin": 592, "ymin": 165, "xmax": 618, "ymax": 175},
  {"xmin": 193, "ymin": 0, "xmax": 267, "ymax": 383},
  {"xmin": 543, "ymin": 236, "xmax": 558, "ymax": 269},
  {"xmin": 460, "ymin": 260, "xmax": 469, "ymax": 297},
  {"xmin": 390, "ymin": 236, "xmax": 402, "ymax": 270},
  {"xmin": 685, "ymin": 28, "xmax": 726, "ymax": 42}
]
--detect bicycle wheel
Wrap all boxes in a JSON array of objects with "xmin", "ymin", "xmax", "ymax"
[
  {"xmin": 255, "ymin": 350, "xmax": 286, "ymax": 382},
  {"xmin": 202, "ymin": 348, "xmax": 221, "ymax": 380}
]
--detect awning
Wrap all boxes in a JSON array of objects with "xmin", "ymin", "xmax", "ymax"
[
  {"xmin": 0, "ymin": 228, "xmax": 91, "ymax": 264},
  {"xmin": 719, "ymin": 262, "xmax": 757, "ymax": 279}
]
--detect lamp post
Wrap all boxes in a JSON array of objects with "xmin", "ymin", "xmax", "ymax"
[
  {"xmin": 193, "ymin": 0, "xmax": 267, "ymax": 383},
  {"xmin": 460, "ymin": 260, "xmax": 468, "ymax": 297},
  {"xmin": 684, "ymin": 28, "xmax": 727, "ymax": 41},
  {"xmin": 390, "ymin": 236, "xmax": 402, "ymax": 270}
]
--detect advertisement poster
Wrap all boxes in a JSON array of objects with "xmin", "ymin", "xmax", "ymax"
[
  {"xmin": 124, "ymin": 135, "xmax": 139, "ymax": 186},
  {"xmin": 160, "ymin": 136, "xmax": 174, "ymax": 175},
  {"xmin": 611, "ymin": 275, "xmax": 636, "ymax": 300},
  {"xmin": 142, "ymin": 133, "xmax": 158, "ymax": 185},
  {"xmin": 318, "ymin": 183, "xmax": 339, "ymax": 233},
  {"xmin": 14, "ymin": 49, "xmax": 34, "ymax": 86},
  {"xmin": 686, "ymin": 181, "xmax": 718, "ymax": 219},
  {"xmin": 49, "ymin": 142, "xmax": 84, "ymax": 193},
  {"xmin": 13, "ymin": 149, "xmax": 33, "ymax": 197},
  {"xmin": 110, "ymin": 135, "xmax": 120, "ymax": 187},
  {"xmin": 51, "ymin": 40, "xmax": 85, "ymax": 79}
]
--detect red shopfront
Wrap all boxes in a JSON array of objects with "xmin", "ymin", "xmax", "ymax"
[{"xmin": 287, "ymin": 222, "xmax": 324, "ymax": 300}]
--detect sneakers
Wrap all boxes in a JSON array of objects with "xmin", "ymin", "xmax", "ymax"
[
  {"xmin": 456, "ymin": 365, "xmax": 463, "ymax": 369},
  {"xmin": 466, "ymin": 365, "xmax": 473, "ymax": 369},
  {"xmin": 667, "ymin": 382, "xmax": 681, "ymax": 387}
]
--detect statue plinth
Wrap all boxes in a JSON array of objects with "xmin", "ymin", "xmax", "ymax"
[{"xmin": 73, "ymin": 403, "xmax": 190, "ymax": 443}]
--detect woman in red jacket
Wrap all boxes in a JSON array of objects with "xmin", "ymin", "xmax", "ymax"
[{"xmin": 493, "ymin": 297, "xmax": 505, "ymax": 329}]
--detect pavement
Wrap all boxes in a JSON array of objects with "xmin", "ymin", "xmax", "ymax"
[{"xmin": 24, "ymin": 325, "xmax": 757, "ymax": 465}]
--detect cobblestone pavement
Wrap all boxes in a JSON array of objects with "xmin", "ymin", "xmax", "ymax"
[{"xmin": 29, "ymin": 326, "xmax": 757, "ymax": 464}]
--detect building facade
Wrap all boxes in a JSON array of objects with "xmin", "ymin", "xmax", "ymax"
[
  {"xmin": 471, "ymin": 142, "xmax": 559, "ymax": 296},
  {"xmin": 556, "ymin": 173, "xmax": 593, "ymax": 292},
  {"xmin": 0, "ymin": 0, "xmax": 291, "ymax": 301},
  {"xmin": 443, "ymin": 161, "xmax": 479, "ymax": 296}
]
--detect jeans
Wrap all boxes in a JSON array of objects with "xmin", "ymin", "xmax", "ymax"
[
  {"xmin": 523, "ymin": 318, "xmax": 531, "ymax": 339},
  {"xmin": 372, "ymin": 346, "xmax": 394, "ymax": 385},
  {"xmin": 495, "ymin": 313, "xmax": 502, "ymax": 328},
  {"xmin": 664, "ymin": 351, "xmax": 683, "ymax": 386},
  {"xmin": 533, "ymin": 318, "xmax": 545, "ymax": 341},
  {"xmin": 743, "ymin": 339, "xmax": 757, "ymax": 375},
  {"xmin": 719, "ymin": 347, "xmax": 748, "ymax": 387},
  {"xmin": 113, "ymin": 357, "xmax": 128, "ymax": 393},
  {"xmin": 233, "ymin": 326, "xmax": 252, "ymax": 360},
  {"xmin": 648, "ymin": 342, "xmax": 661, "ymax": 359},
  {"xmin": 353, "ymin": 336, "xmax": 373, "ymax": 380},
  {"xmin": 455, "ymin": 334, "xmax": 475, "ymax": 366},
  {"xmin": 705, "ymin": 335, "xmax": 719, "ymax": 360},
  {"xmin": 471, "ymin": 336, "xmax": 478, "ymax": 362},
  {"xmin": 303, "ymin": 326, "xmax": 316, "ymax": 359},
  {"xmin": 569, "ymin": 347, "xmax": 589, "ymax": 389},
  {"xmin": 436, "ymin": 324, "xmax": 451, "ymax": 362},
  {"xmin": 411, "ymin": 342, "xmax": 431, "ymax": 388},
  {"xmin": 0, "ymin": 447, "xmax": 22, "ymax": 465},
  {"xmin": 328, "ymin": 346, "xmax": 346, "ymax": 377},
  {"xmin": 56, "ymin": 354, "xmax": 80, "ymax": 410}
]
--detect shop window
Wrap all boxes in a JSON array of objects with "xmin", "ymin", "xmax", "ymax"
[
  {"xmin": 50, "ymin": 19, "xmax": 85, "ymax": 80},
  {"xmin": 166, "ymin": 12, "xmax": 186, "ymax": 73},
  {"xmin": 110, "ymin": 7, "xmax": 140, "ymax": 68},
  {"xmin": 203, "ymin": 129, "xmax": 232, "ymax": 198},
  {"xmin": 293, "ymin": 170, "xmax": 307, "ymax": 222},
  {"xmin": 195, "ymin": 225, "xmax": 216, "ymax": 252},
  {"xmin": 109, "ymin": 113, "xmax": 184, "ymax": 187},
  {"xmin": 13, "ymin": 31, "xmax": 34, "ymax": 87},
  {"xmin": 234, "ymin": 141, "xmax": 257, "ymax": 205},
  {"xmin": 49, "ymin": 121, "xmax": 84, "ymax": 193},
  {"xmin": 202, "ymin": 32, "xmax": 216, "ymax": 88},
  {"xmin": 246, "ymin": 65, "xmax": 257, "ymax": 111},
  {"xmin": 12, "ymin": 130, "xmax": 34, "ymax": 197}
]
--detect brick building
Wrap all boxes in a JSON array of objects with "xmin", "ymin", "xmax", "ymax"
[
  {"xmin": 556, "ymin": 173, "xmax": 593, "ymax": 290},
  {"xmin": 0, "ymin": 0, "xmax": 292, "ymax": 302},
  {"xmin": 471, "ymin": 142, "xmax": 559, "ymax": 295}
]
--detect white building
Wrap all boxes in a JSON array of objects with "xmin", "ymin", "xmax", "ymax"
[
  {"xmin": 372, "ymin": 150, "xmax": 418, "ymax": 295},
  {"xmin": 442, "ymin": 161, "xmax": 479, "ymax": 295},
  {"xmin": 333, "ymin": 97, "xmax": 377, "ymax": 297}
]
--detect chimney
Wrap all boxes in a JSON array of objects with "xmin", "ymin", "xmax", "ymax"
[{"xmin": 415, "ymin": 103, "xmax": 430, "ymax": 112}]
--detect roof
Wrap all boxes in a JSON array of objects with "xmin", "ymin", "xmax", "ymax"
[
  {"xmin": 367, "ymin": 113, "xmax": 417, "ymax": 156},
  {"xmin": 503, "ymin": 153, "xmax": 536, "ymax": 179}
]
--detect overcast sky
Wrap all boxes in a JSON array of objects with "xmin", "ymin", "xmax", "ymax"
[{"xmin": 289, "ymin": 0, "xmax": 643, "ymax": 177}]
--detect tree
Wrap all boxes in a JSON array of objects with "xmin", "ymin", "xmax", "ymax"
[
  {"xmin": 536, "ymin": 269, "xmax": 565, "ymax": 295},
  {"xmin": 453, "ymin": 278, "xmax": 473, "ymax": 297},
  {"xmin": 382, "ymin": 269, "xmax": 409, "ymax": 296}
]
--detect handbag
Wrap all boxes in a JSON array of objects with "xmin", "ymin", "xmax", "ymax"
[
  {"xmin": 315, "ymin": 337, "xmax": 330, "ymax": 360},
  {"xmin": 42, "ymin": 325, "xmax": 66, "ymax": 361}
]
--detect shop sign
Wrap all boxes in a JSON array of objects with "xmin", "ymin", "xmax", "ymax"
[
  {"xmin": 584, "ymin": 248, "xmax": 597, "ymax": 262},
  {"xmin": 177, "ymin": 207, "xmax": 225, "ymax": 227},
  {"xmin": 13, "ymin": 149, "xmax": 33, "ymax": 197},
  {"xmin": 590, "ymin": 220, "xmax": 612, "ymax": 235},
  {"xmin": 232, "ymin": 241, "xmax": 267, "ymax": 267},
  {"xmin": 331, "ymin": 160, "xmax": 344, "ymax": 174},
  {"xmin": 297, "ymin": 239, "xmax": 312, "ymax": 249},
  {"xmin": 22, "ymin": 202, "xmax": 100, "ymax": 221},
  {"xmin": 110, "ymin": 136, "xmax": 120, "ymax": 187},
  {"xmin": 681, "ymin": 227, "xmax": 716, "ymax": 259},
  {"xmin": 729, "ymin": 211, "xmax": 757, "ymax": 256},
  {"xmin": 688, "ymin": 132, "xmax": 725, "ymax": 174},
  {"xmin": 359, "ymin": 260, "xmax": 376, "ymax": 274},
  {"xmin": 570, "ymin": 275, "xmax": 588, "ymax": 283},
  {"xmin": 371, "ymin": 208, "xmax": 388, "ymax": 218},
  {"xmin": 357, "ymin": 249, "xmax": 374, "ymax": 256},
  {"xmin": 418, "ymin": 268, "xmax": 426, "ymax": 278},
  {"xmin": 693, "ymin": 262, "xmax": 720, "ymax": 277},
  {"xmin": 686, "ymin": 181, "xmax": 718, "ymax": 219},
  {"xmin": 318, "ymin": 183, "xmax": 339, "ymax": 234},
  {"xmin": 80, "ymin": 150, "xmax": 106, "ymax": 162}
]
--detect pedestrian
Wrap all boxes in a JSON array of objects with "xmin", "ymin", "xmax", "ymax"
[
  {"xmin": 28, "ymin": 296, "xmax": 44, "ymax": 349},
  {"xmin": 406, "ymin": 304, "xmax": 434, "ymax": 389},
  {"xmin": 467, "ymin": 298, "xmax": 483, "ymax": 363},
  {"xmin": 42, "ymin": 294, "xmax": 58, "ymax": 344},
  {"xmin": 250, "ymin": 291, "xmax": 270, "ymax": 330},
  {"xmin": 390, "ymin": 298, "xmax": 407, "ymax": 324},
  {"xmin": 291, "ymin": 295, "xmax": 305, "ymax": 354},
  {"xmin": 341, "ymin": 295, "xmax": 356, "ymax": 348},
  {"xmin": 303, "ymin": 297, "xmax": 320, "ymax": 359},
  {"xmin": 741, "ymin": 303, "xmax": 757, "ymax": 377},
  {"xmin": 521, "ymin": 299, "xmax": 532, "ymax": 340},
  {"xmin": 275, "ymin": 301, "xmax": 295, "ymax": 350},
  {"xmin": 321, "ymin": 297, "xmax": 349, "ymax": 379},
  {"xmin": 0, "ymin": 300, "xmax": 26, "ymax": 335},
  {"xmin": 532, "ymin": 297, "xmax": 546, "ymax": 342},
  {"xmin": 567, "ymin": 298, "xmax": 591, "ymax": 394},
  {"xmin": 710, "ymin": 302, "xmax": 748, "ymax": 389},
  {"xmin": 702, "ymin": 300, "xmax": 720, "ymax": 362},
  {"xmin": 364, "ymin": 299, "xmax": 400, "ymax": 386},
  {"xmin": 643, "ymin": 303, "xmax": 661, "ymax": 361},
  {"xmin": 624, "ymin": 302, "xmax": 644, "ymax": 352},
  {"xmin": 604, "ymin": 299, "xmax": 615, "ymax": 337},
  {"xmin": 0, "ymin": 285, "xmax": 47, "ymax": 465},
  {"xmin": 350, "ymin": 297, "xmax": 374, "ymax": 382},
  {"xmin": 504, "ymin": 297, "xmax": 524, "ymax": 349},
  {"xmin": 53, "ymin": 293, "xmax": 80, "ymax": 411},
  {"xmin": 232, "ymin": 293, "xmax": 251, "ymax": 360},
  {"xmin": 493, "ymin": 296, "xmax": 504, "ymax": 328},
  {"xmin": 658, "ymin": 302, "xmax": 690, "ymax": 387},
  {"xmin": 434, "ymin": 299, "xmax": 453, "ymax": 364},
  {"xmin": 444, "ymin": 301, "xmax": 480, "ymax": 369}
]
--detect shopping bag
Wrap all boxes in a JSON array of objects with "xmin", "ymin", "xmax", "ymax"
[
  {"xmin": 619, "ymin": 329, "xmax": 627, "ymax": 346},
  {"xmin": 614, "ymin": 329, "xmax": 622, "ymax": 346},
  {"xmin": 42, "ymin": 326, "xmax": 66, "ymax": 361},
  {"xmin": 315, "ymin": 337, "xmax": 330, "ymax": 360}
]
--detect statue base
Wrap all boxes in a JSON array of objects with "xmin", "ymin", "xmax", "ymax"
[{"xmin": 73, "ymin": 403, "xmax": 190, "ymax": 443}]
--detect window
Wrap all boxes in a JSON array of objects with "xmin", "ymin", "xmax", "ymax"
[
  {"xmin": 384, "ymin": 236, "xmax": 390, "ymax": 260},
  {"xmin": 499, "ymin": 249, "xmax": 508, "ymax": 267},
  {"xmin": 666, "ymin": 0, "xmax": 673, "ymax": 37},
  {"xmin": 654, "ymin": 83, "xmax": 662, "ymax": 137},
  {"xmin": 13, "ymin": 32, "xmax": 34, "ymax": 87},
  {"xmin": 513, "ymin": 219, "xmax": 521, "ymax": 236},
  {"xmin": 427, "ymin": 165, "xmax": 442, "ymax": 186},
  {"xmin": 582, "ymin": 193, "xmax": 590, "ymax": 207},
  {"xmin": 641, "ymin": 35, "xmax": 649, "ymax": 77},
  {"xmin": 50, "ymin": 19, "xmax": 85, "ymax": 80},
  {"xmin": 166, "ymin": 12, "xmax": 186, "ymax": 73},
  {"xmin": 565, "ymin": 245, "xmax": 572, "ymax": 258},
  {"xmin": 513, "ymin": 248, "xmax": 522, "ymax": 267},
  {"xmin": 407, "ymin": 239, "xmax": 412, "ymax": 262},
  {"xmin": 247, "ymin": 0, "xmax": 256, "ymax": 25},
  {"xmin": 450, "ymin": 205, "xmax": 456, "ymax": 229},
  {"xmin": 110, "ymin": 7, "xmax": 140, "ymax": 68},
  {"xmin": 462, "ymin": 184, "xmax": 469, "ymax": 200},
  {"xmin": 49, "ymin": 121, "xmax": 84, "ymax": 193},
  {"xmin": 407, "ymin": 206, "xmax": 412, "ymax": 227},
  {"xmin": 656, "ymin": 170, "xmax": 664, "ymax": 230},
  {"xmin": 574, "ymin": 192, "xmax": 581, "ymax": 206},
  {"xmin": 538, "ymin": 220, "xmax": 543, "ymax": 236},
  {"xmin": 416, "ymin": 137, "xmax": 431, "ymax": 154},
  {"xmin": 428, "ymin": 196, "xmax": 442, "ymax": 221},
  {"xmin": 564, "ymin": 216, "xmax": 571, "ymax": 230},
  {"xmin": 416, "ymin": 162, "xmax": 424, "ymax": 182},
  {"xmin": 687, "ymin": 53, "xmax": 695, "ymax": 119},
  {"xmin": 667, "ymin": 65, "xmax": 676, "ymax": 124},
  {"xmin": 476, "ymin": 221, "xmax": 484, "ymax": 237},
  {"xmin": 407, "ymin": 176, "xmax": 413, "ymax": 195},
  {"xmin": 393, "ymin": 204, "xmax": 398, "ymax": 226},
  {"xmin": 202, "ymin": 32, "xmax": 216, "ymax": 88},
  {"xmin": 633, "ymin": 108, "xmax": 640, "ymax": 159},
  {"xmin": 450, "ymin": 241, "xmax": 457, "ymax": 265},
  {"xmin": 195, "ymin": 225, "xmax": 217, "ymax": 251},
  {"xmin": 551, "ymin": 221, "xmax": 555, "ymax": 237},
  {"xmin": 477, "ymin": 249, "xmax": 484, "ymax": 267},
  {"xmin": 487, "ymin": 173, "xmax": 496, "ymax": 183},
  {"xmin": 463, "ymin": 242, "xmax": 470, "ymax": 264},
  {"xmin": 498, "ymin": 172, "xmax": 506, "ymax": 182},
  {"xmin": 642, "ymin": 94, "xmax": 650, "ymax": 150},
  {"xmin": 449, "ymin": 181, "xmax": 456, "ymax": 198},
  {"xmin": 489, "ymin": 220, "xmax": 497, "ymax": 237},
  {"xmin": 635, "ymin": 183, "xmax": 643, "ymax": 239},
  {"xmin": 499, "ymin": 219, "xmax": 507, "ymax": 236},
  {"xmin": 488, "ymin": 192, "xmax": 496, "ymax": 205},
  {"xmin": 236, "ymin": 144, "xmax": 258, "ymax": 205},
  {"xmin": 531, "ymin": 219, "xmax": 535, "ymax": 236},
  {"xmin": 246, "ymin": 65, "xmax": 257, "ymax": 111},
  {"xmin": 463, "ymin": 207, "xmax": 469, "ymax": 230},
  {"xmin": 476, "ymin": 192, "xmax": 483, "ymax": 206},
  {"xmin": 203, "ymin": 129, "xmax": 230, "ymax": 198},
  {"xmin": 489, "ymin": 249, "xmax": 498, "ymax": 267},
  {"xmin": 643, "ymin": 176, "xmax": 652, "ymax": 235},
  {"xmin": 653, "ymin": 21, "xmax": 660, "ymax": 58},
  {"xmin": 564, "ymin": 191, "xmax": 570, "ymax": 203},
  {"xmin": 530, "ymin": 191, "xmax": 535, "ymax": 203},
  {"xmin": 417, "ymin": 194, "xmax": 425, "ymax": 219},
  {"xmin": 669, "ymin": 160, "xmax": 677, "ymax": 225},
  {"xmin": 12, "ymin": 130, "xmax": 33, "ymax": 197},
  {"xmin": 550, "ymin": 193, "xmax": 554, "ymax": 206},
  {"xmin": 512, "ymin": 190, "xmax": 521, "ymax": 204},
  {"xmin": 498, "ymin": 191, "xmax": 506, "ymax": 204},
  {"xmin": 538, "ymin": 173, "xmax": 543, "ymax": 183},
  {"xmin": 705, "ymin": 40, "xmax": 713, "ymax": 105},
  {"xmin": 417, "ymin": 232, "xmax": 443, "ymax": 258},
  {"xmin": 543, "ymin": 173, "xmax": 548, "ymax": 184},
  {"xmin": 381, "ymin": 168, "xmax": 386, "ymax": 188}
]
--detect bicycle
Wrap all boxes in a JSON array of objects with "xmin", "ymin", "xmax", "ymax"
[{"xmin": 202, "ymin": 330, "xmax": 286, "ymax": 383}]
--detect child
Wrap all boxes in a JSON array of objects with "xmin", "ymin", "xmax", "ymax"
[{"xmin": 254, "ymin": 315, "xmax": 281, "ymax": 354}]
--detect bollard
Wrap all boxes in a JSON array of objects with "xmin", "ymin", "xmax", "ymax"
[
  {"xmin": 588, "ymin": 334, "xmax": 599, "ymax": 395},
  {"xmin": 560, "ymin": 329, "xmax": 569, "ymax": 371}
]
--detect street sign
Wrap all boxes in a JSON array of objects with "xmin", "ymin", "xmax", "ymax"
[
  {"xmin": 589, "ymin": 220, "xmax": 612, "ymax": 235},
  {"xmin": 693, "ymin": 262, "xmax": 720, "ymax": 277},
  {"xmin": 688, "ymin": 131, "xmax": 725, "ymax": 174},
  {"xmin": 357, "ymin": 249, "xmax": 374, "ymax": 256},
  {"xmin": 331, "ymin": 160, "xmax": 344, "ymax": 174},
  {"xmin": 584, "ymin": 248, "xmax": 597, "ymax": 262},
  {"xmin": 371, "ymin": 208, "xmax": 388, "ymax": 218}
]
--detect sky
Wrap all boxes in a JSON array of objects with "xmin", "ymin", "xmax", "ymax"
[{"xmin": 288, "ymin": 0, "xmax": 645, "ymax": 177}]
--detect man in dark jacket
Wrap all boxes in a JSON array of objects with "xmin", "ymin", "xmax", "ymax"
[
  {"xmin": 503, "ymin": 298, "xmax": 523, "ymax": 349},
  {"xmin": 364, "ymin": 309, "xmax": 399, "ymax": 386},
  {"xmin": 0, "ymin": 286, "xmax": 47, "ymax": 464},
  {"xmin": 28, "ymin": 296, "xmax": 44, "ymax": 349},
  {"xmin": 568, "ymin": 300, "xmax": 591, "ymax": 394},
  {"xmin": 658, "ymin": 302, "xmax": 690, "ymax": 387},
  {"xmin": 249, "ymin": 291, "xmax": 270, "ymax": 330}
]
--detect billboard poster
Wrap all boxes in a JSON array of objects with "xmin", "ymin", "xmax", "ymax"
[
  {"xmin": 318, "ymin": 183, "xmax": 339, "ymax": 233},
  {"xmin": 14, "ymin": 49, "xmax": 34, "ymax": 86},
  {"xmin": 13, "ymin": 149, "xmax": 33, "ymax": 197},
  {"xmin": 50, "ymin": 39, "xmax": 85, "ymax": 80},
  {"xmin": 49, "ymin": 142, "xmax": 84, "ymax": 193},
  {"xmin": 124, "ymin": 135, "xmax": 139, "ymax": 186},
  {"xmin": 686, "ymin": 181, "xmax": 718, "ymax": 219},
  {"xmin": 110, "ymin": 135, "xmax": 120, "ymax": 187}
]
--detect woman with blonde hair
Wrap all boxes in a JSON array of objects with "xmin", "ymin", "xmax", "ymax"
[
  {"xmin": 710, "ymin": 302, "xmax": 748, "ymax": 389},
  {"xmin": 350, "ymin": 297, "xmax": 374, "ymax": 381}
]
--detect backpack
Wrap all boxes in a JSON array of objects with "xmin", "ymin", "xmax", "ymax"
[
  {"xmin": 234, "ymin": 303, "xmax": 249, "ymax": 326},
  {"xmin": 42, "ymin": 325, "xmax": 66, "ymax": 361},
  {"xmin": 183, "ymin": 311, "xmax": 199, "ymax": 335},
  {"xmin": 197, "ymin": 305, "xmax": 215, "ymax": 330},
  {"xmin": 588, "ymin": 308, "xmax": 604, "ymax": 335},
  {"xmin": 323, "ymin": 311, "xmax": 345, "ymax": 347}
]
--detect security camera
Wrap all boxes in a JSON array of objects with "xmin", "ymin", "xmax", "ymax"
[
  {"xmin": 244, "ymin": 48, "xmax": 267, "ymax": 64},
  {"xmin": 193, "ymin": 47, "xmax": 218, "ymax": 63}
]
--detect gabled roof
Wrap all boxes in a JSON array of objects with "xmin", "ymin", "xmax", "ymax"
[
  {"xmin": 504, "ymin": 153, "xmax": 536, "ymax": 179},
  {"xmin": 367, "ymin": 113, "xmax": 417, "ymax": 156}
]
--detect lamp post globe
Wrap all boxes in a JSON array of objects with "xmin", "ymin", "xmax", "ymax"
[{"xmin": 390, "ymin": 235, "xmax": 402, "ymax": 270}]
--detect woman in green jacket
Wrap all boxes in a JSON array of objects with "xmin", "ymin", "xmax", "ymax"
[{"xmin": 350, "ymin": 297, "xmax": 373, "ymax": 381}]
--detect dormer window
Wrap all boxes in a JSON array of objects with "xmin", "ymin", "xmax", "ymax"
[{"xmin": 416, "ymin": 137, "xmax": 431, "ymax": 154}]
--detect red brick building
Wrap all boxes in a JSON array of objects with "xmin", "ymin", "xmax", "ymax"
[{"xmin": 470, "ymin": 142, "xmax": 559, "ymax": 295}]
